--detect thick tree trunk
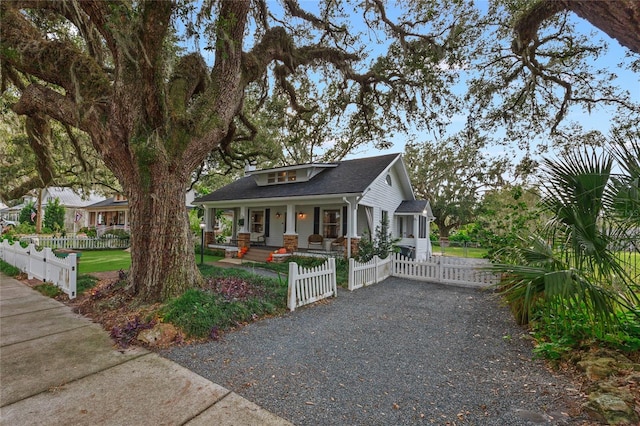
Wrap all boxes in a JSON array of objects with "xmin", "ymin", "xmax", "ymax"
[
  {"xmin": 436, "ymin": 220, "xmax": 454, "ymax": 240},
  {"xmin": 126, "ymin": 173, "xmax": 202, "ymax": 302}
]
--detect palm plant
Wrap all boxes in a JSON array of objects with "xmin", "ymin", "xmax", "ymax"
[{"xmin": 492, "ymin": 136, "xmax": 640, "ymax": 332}]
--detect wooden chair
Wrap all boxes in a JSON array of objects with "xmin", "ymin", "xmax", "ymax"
[
  {"xmin": 330, "ymin": 236, "xmax": 345, "ymax": 252},
  {"xmin": 308, "ymin": 233, "xmax": 324, "ymax": 250}
]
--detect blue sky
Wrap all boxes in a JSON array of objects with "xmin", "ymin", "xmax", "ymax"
[
  {"xmin": 179, "ymin": 1, "xmax": 638, "ymax": 166},
  {"xmin": 346, "ymin": 7, "xmax": 639, "ymax": 161}
]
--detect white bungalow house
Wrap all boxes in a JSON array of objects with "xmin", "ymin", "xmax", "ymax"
[{"xmin": 195, "ymin": 153, "xmax": 435, "ymax": 260}]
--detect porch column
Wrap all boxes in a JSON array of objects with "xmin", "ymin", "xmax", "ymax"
[
  {"xmin": 283, "ymin": 204, "xmax": 298, "ymax": 252},
  {"xmin": 284, "ymin": 204, "xmax": 296, "ymax": 235},
  {"xmin": 344, "ymin": 196, "xmax": 360, "ymax": 258},
  {"xmin": 413, "ymin": 214, "xmax": 420, "ymax": 248},
  {"xmin": 349, "ymin": 200, "xmax": 359, "ymax": 237},
  {"xmin": 240, "ymin": 206, "xmax": 249, "ymax": 233}
]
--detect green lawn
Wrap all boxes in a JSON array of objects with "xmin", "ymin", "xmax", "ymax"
[
  {"xmin": 78, "ymin": 250, "xmax": 223, "ymax": 274},
  {"xmin": 78, "ymin": 250, "xmax": 132, "ymax": 273},
  {"xmin": 431, "ymin": 244, "xmax": 489, "ymax": 259}
]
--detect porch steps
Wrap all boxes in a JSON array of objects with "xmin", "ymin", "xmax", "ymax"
[{"xmin": 241, "ymin": 247, "xmax": 274, "ymax": 263}]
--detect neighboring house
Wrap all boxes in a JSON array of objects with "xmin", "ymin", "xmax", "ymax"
[
  {"xmin": 41, "ymin": 187, "xmax": 106, "ymax": 231},
  {"xmin": 0, "ymin": 187, "xmax": 105, "ymax": 232},
  {"xmin": 195, "ymin": 153, "xmax": 435, "ymax": 260},
  {"xmin": 85, "ymin": 190, "xmax": 197, "ymax": 236},
  {"xmin": 85, "ymin": 194, "xmax": 130, "ymax": 235},
  {"xmin": 0, "ymin": 201, "xmax": 18, "ymax": 222}
]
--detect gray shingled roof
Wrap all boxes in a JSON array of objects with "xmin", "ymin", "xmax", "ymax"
[
  {"xmin": 86, "ymin": 197, "xmax": 128, "ymax": 209},
  {"xmin": 195, "ymin": 153, "xmax": 400, "ymax": 203},
  {"xmin": 395, "ymin": 200, "xmax": 428, "ymax": 213}
]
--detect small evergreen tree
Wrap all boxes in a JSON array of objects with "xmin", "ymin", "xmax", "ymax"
[
  {"xmin": 355, "ymin": 214, "xmax": 398, "ymax": 262},
  {"xmin": 44, "ymin": 198, "xmax": 66, "ymax": 232},
  {"xmin": 19, "ymin": 201, "xmax": 36, "ymax": 224}
]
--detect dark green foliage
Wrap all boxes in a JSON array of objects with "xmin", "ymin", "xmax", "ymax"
[
  {"xmin": 44, "ymin": 197, "xmax": 65, "ymax": 232},
  {"xmin": 0, "ymin": 259, "xmax": 21, "ymax": 276},
  {"xmin": 34, "ymin": 283, "xmax": 62, "ymax": 298},
  {"xmin": 260, "ymin": 255, "xmax": 348, "ymax": 287},
  {"xmin": 102, "ymin": 229, "xmax": 130, "ymax": 239},
  {"xmin": 162, "ymin": 266, "xmax": 287, "ymax": 338},
  {"xmin": 19, "ymin": 201, "xmax": 36, "ymax": 224},
  {"xmin": 491, "ymin": 138, "xmax": 640, "ymax": 359},
  {"xmin": 76, "ymin": 274, "xmax": 99, "ymax": 295},
  {"xmin": 356, "ymin": 214, "xmax": 398, "ymax": 262},
  {"xmin": 531, "ymin": 305, "xmax": 640, "ymax": 359},
  {"xmin": 78, "ymin": 227, "xmax": 97, "ymax": 238},
  {"xmin": 14, "ymin": 222, "xmax": 36, "ymax": 234}
]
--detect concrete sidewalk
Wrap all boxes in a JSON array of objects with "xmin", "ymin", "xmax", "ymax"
[{"xmin": 0, "ymin": 274, "xmax": 292, "ymax": 425}]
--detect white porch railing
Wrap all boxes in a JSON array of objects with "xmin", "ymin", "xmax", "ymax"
[
  {"xmin": 287, "ymin": 258, "xmax": 337, "ymax": 311},
  {"xmin": 0, "ymin": 240, "xmax": 77, "ymax": 299},
  {"xmin": 348, "ymin": 255, "xmax": 392, "ymax": 291}
]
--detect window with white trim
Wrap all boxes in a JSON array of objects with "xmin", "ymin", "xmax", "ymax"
[
  {"xmin": 267, "ymin": 170, "xmax": 297, "ymax": 183},
  {"xmin": 323, "ymin": 209, "xmax": 340, "ymax": 238}
]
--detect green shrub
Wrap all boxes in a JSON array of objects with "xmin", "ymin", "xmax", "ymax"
[
  {"xmin": 19, "ymin": 201, "xmax": 36, "ymax": 225},
  {"xmin": 14, "ymin": 222, "xmax": 36, "ymax": 235},
  {"xmin": 529, "ymin": 301, "xmax": 640, "ymax": 359},
  {"xmin": 34, "ymin": 283, "xmax": 62, "ymax": 298},
  {"xmin": 102, "ymin": 229, "xmax": 130, "ymax": 239},
  {"xmin": 78, "ymin": 227, "xmax": 97, "ymax": 238},
  {"xmin": 44, "ymin": 198, "xmax": 66, "ymax": 232},
  {"xmin": 162, "ymin": 289, "xmax": 278, "ymax": 338},
  {"xmin": 356, "ymin": 214, "xmax": 398, "ymax": 262},
  {"xmin": 0, "ymin": 259, "xmax": 21, "ymax": 276},
  {"xmin": 77, "ymin": 275, "xmax": 99, "ymax": 295},
  {"xmin": 161, "ymin": 267, "xmax": 288, "ymax": 338}
]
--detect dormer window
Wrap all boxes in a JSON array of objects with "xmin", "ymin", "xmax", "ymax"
[{"xmin": 267, "ymin": 170, "xmax": 297, "ymax": 183}]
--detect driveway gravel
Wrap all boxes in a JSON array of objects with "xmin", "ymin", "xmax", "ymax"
[{"xmin": 162, "ymin": 278, "xmax": 590, "ymax": 425}]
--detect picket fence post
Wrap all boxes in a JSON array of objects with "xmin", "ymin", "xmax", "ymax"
[
  {"xmin": 329, "ymin": 257, "xmax": 337, "ymax": 297},
  {"xmin": 287, "ymin": 261, "xmax": 298, "ymax": 311},
  {"xmin": 348, "ymin": 257, "xmax": 355, "ymax": 291}
]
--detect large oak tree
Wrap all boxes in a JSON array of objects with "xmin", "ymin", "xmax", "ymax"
[
  {"xmin": 1, "ymin": 0, "xmax": 638, "ymax": 302},
  {"xmin": 1, "ymin": 0, "xmax": 476, "ymax": 301}
]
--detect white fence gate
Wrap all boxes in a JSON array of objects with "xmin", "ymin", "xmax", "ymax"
[
  {"xmin": 348, "ymin": 255, "xmax": 392, "ymax": 291},
  {"xmin": 0, "ymin": 240, "xmax": 77, "ymax": 299},
  {"xmin": 348, "ymin": 253, "xmax": 500, "ymax": 290},
  {"xmin": 288, "ymin": 258, "xmax": 337, "ymax": 311},
  {"xmin": 393, "ymin": 254, "xmax": 499, "ymax": 287}
]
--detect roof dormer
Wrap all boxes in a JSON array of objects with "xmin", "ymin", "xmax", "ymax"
[{"xmin": 249, "ymin": 163, "xmax": 338, "ymax": 186}]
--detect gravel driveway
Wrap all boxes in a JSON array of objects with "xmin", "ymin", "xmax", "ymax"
[{"xmin": 163, "ymin": 278, "xmax": 589, "ymax": 425}]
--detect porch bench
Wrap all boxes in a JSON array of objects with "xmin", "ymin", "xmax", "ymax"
[
  {"xmin": 250, "ymin": 232, "xmax": 266, "ymax": 246},
  {"xmin": 271, "ymin": 253, "xmax": 292, "ymax": 263},
  {"xmin": 208, "ymin": 244, "xmax": 239, "ymax": 258}
]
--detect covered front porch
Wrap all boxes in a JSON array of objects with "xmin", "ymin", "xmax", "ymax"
[{"xmin": 202, "ymin": 198, "xmax": 433, "ymax": 260}]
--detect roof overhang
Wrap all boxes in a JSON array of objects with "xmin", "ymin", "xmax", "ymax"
[{"xmin": 197, "ymin": 192, "xmax": 365, "ymax": 208}]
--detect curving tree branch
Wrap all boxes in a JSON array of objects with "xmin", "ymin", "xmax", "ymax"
[{"xmin": 514, "ymin": 0, "xmax": 640, "ymax": 55}]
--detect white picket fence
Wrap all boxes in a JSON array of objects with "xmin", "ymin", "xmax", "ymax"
[
  {"xmin": 348, "ymin": 255, "xmax": 393, "ymax": 291},
  {"xmin": 393, "ymin": 253, "xmax": 499, "ymax": 288},
  {"xmin": 348, "ymin": 253, "xmax": 500, "ymax": 290},
  {"xmin": 25, "ymin": 235, "xmax": 130, "ymax": 250},
  {"xmin": 288, "ymin": 258, "xmax": 337, "ymax": 311},
  {"xmin": 0, "ymin": 240, "xmax": 77, "ymax": 298}
]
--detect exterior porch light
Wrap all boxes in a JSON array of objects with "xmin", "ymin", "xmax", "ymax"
[
  {"xmin": 199, "ymin": 221, "xmax": 206, "ymax": 265},
  {"xmin": 275, "ymin": 212, "xmax": 281, "ymax": 218},
  {"xmin": 298, "ymin": 212, "xmax": 305, "ymax": 219}
]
